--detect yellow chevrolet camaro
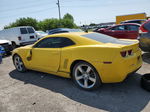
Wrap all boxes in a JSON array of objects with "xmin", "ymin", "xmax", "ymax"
[{"xmin": 12, "ymin": 32, "xmax": 142, "ymax": 90}]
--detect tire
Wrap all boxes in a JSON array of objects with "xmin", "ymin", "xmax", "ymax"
[
  {"xmin": 141, "ymin": 74, "xmax": 150, "ymax": 92},
  {"xmin": 13, "ymin": 54, "xmax": 27, "ymax": 72},
  {"xmin": 12, "ymin": 42, "xmax": 17, "ymax": 49},
  {"xmin": 72, "ymin": 61, "xmax": 101, "ymax": 90}
]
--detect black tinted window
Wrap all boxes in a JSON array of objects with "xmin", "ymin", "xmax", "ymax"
[
  {"xmin": 127, "ymin": 25, "xmax": 139, "ymax": 31},
  {"xmin": 20, "ymin": 28, "xmax": 28, "ymax": 34},
  {"xmin": 112, "ymin": 25, "xmax": 125, "ymax": 31},
  {"xmin": 34, "ymin": 37, "xmax": 61, "ymax": 48},
  {"xmin": 27, "ymin": 28, "xmax": 35, "ymax": 33},
  {"xmin": 60, "ymin": 37, "xmax": 75, "ymax": 47},
  {"xmin": 34, "ymin": 37, "xmax": 75, "ymax": 48}
]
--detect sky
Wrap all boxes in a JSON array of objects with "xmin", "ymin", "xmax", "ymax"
[{"xmin": 0, "ymin": 0, "xmax": 150, "ymax": 29}]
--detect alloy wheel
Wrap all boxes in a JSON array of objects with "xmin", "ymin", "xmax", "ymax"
[{"xmin": 74, "ymin": 64, "xmax": 97, "ymax": 89}]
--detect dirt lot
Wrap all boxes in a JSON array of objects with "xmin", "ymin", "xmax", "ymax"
[{"xmin": 0, "ymin": 53, "xmax": 150, "ymax": 112}]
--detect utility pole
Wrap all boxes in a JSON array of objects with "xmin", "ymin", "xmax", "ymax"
[{"xmin": 56, "ymin": 0, "xmax": 61, "ymax": 20}]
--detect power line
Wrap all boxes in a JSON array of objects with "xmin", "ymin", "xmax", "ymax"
[
  {"xmin": 0, "ymin": 6, "xmax": 56, "ymax": 20},
  {"xmin": 0, "ymin": 1, "xmax": 56, "ymax": 13}
]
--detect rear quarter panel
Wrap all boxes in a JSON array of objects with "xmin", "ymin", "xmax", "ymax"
[{"xmin": 59, "ymin": 45, "xmax": 119, "ymax": 74}]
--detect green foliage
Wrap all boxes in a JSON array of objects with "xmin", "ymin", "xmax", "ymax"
[
  {"xmin": 4, "ymin": 17, "xmax": 38, "ymax": 30},
  {"xmin": 4, "ymin": 13, "xmax": 78, "ymax": 31},
  {"xmin": 63, "ymin": 13, "xmax": 74, "ymax": 22},
  {"xmin": 37, "ymin": 18, "xmax": 60, "ymax": 31},
  {"xmin": 89, "ymin": 23, "xmax": 96, "ymax": 26}
]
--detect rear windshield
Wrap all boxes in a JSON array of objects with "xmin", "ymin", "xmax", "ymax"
[
  {"xmin": 144, "ymin": 20, "xmax": 150, "ymax": 32},
  {"xmin": 82, "ymin": 33, "xmax": 134, "ymax": 45}
]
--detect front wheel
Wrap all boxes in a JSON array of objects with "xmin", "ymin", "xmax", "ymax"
[
  {"xmin": 72, "ymin": 62, "xmax": 101, "ymax": 90},
  {"xmin": 12, "ymin": 42, "xmax": 17, "ymax": 49},
  {"xmin": 13, "ymin": 55, "xmax": 27, "ymax": 72}
]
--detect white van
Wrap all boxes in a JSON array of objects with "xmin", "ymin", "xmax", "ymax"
[{"xmin": 0, "ymin": 26, "xmax": 37, "ymax": 48}]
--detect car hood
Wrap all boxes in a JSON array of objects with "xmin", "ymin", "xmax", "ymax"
[{"xmin": 0, "ymin": 40, "xmax": 11, "ymax": 44}]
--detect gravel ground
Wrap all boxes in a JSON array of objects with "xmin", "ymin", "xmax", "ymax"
[{"xmin": 0, "ymin": 53, "xmax": 150, "ymax": 112}]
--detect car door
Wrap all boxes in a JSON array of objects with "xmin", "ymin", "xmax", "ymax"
[
  {"xmin": 110, "ymin": 25, "xmax": 127, "ymax": 39},
  {"xmin": 20, "ymin": 28, "xmax": 29, "ymax": 42},
  {"xmin": 30, "ymin": 37, "xmax": 61, "ymax": 72},
  {"xmin": 126, "ymin": 25, "xmax": 139, "ymax": 39}
]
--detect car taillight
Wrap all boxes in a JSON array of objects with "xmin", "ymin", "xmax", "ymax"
[
  {"xmin": 140, "ymin": 26, "xmax": 148, "ymax": 32},
  {"xmin": 120, "ymin": 49, "xmax": 133, "ymax": 57},
  {"xmin": 120, "ymin": 51, "xmax": 127, "ymax": 57},
  {"xmin": 18, "ymin": 36, "xmax": 22, "ymax": 40},
  {"xmin": 128, "ymin": 50, "xmax": 133, "ymax": 55}
]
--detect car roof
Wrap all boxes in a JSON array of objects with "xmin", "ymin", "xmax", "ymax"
[
  {"xmin": 36, "ymin": 32, "xmax": 100, "ymax": 45},
  {"xmin": 48, "ymin": 28, "xmax": 72, "ymax": 33},
  {"xmin": 46, "ymin": 32, "xmax": 88, "ymax": 37},
  {"xmin": 48, "ymin": 28, "xmax": 82, "ymax": 34},
  {"xmin": 108, "ymin": 23, "xmax": 140, "ymax": 28}
]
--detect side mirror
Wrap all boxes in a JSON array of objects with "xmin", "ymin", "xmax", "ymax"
[{"xmin": 26, "ymin": 49, "xmax": 32, "ymax": 61}]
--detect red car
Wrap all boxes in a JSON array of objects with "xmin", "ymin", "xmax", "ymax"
[{"xmin": 95, "ymin": 23, "xmax": 140, "ymax": 39}]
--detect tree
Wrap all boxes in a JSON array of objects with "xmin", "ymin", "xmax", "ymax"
[
  {"xmin": 63, "ymin": 13, "xmax": 74, "ymax": 23},
  {"xmin": 89, "ymin": 23, "xmax": 96, "ymax": 26},
  {"xmin": 38, "ymin": 18, "xmax": 60, "ymax": 31},
  {"xmin": 4, "ymin": 17, "xmax": 38, "ymax": 30},
  {"xmin": 4, "ymin": 13, "xmax": 78, "ymax": 31},
  {"xmin": 61, "ymin": 19, "xmax": 77, "ymax": 28}
]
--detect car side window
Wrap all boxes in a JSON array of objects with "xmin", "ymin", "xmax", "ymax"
[
  {"xmin": 111, "ymin": 25, "xmax": 125, "ymax": 31},
  {"xmin": 60, "ymin": 37, "xmax": 75, "ymax": 47},
  {"xmin": 34, "ymin": 37, "xmax": 61, "ymax": 48},
  {"xmin": 127, "ymin": 25, "xmax": 139, "ymax": 31},
  {"xmin": 27, "ymin": 28, "xmax": 35, "ymax": 33},
  {"xmin": 20, "ymin": 28, "xmax": 28, "ymax": 34},
  {"xmin": 34, "ymin": 37, "xmax": 75, "ymax": 48}
]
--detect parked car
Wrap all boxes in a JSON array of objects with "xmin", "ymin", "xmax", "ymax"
[
  {"xmin": 0, "ymin": 26, "xmax": 37, "ymax": 48},
  {"xmin": 95, "ymin": 23, "xmax": 140, "ymax": 39},
  {"xmin": 35, "ymin": 31, "xmax": 48, "ymax": 39},
  {"xmin": 0, "ymin": 39, "xmax": 12, "ymax": 55},
  {"xmin": 93, "ymin": 25, "xmax": 111, "ymax": 32},
  {"xmin": 48, "ymin": 28, "xmax": 83, "ymax": 35},
  {"xmin": 0, "ymin": 45, "xmax": 5, "ymax": 64},
  {"xmin": 138, "ymin": 19, "xmax": 150, "ymax": 52},
  {"xmin": 12, "ymin": 32, "xmax": 142, "ymax": 90},
  {"xmin": 121, "ymin": 19, "xmax": 146, "ymax": 24}
]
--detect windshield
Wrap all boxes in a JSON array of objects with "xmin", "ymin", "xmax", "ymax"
[
  {"xmin": 69, "ymin": 29, "xmax": 83, "ymax": 32},
  {"xmin": 82, "ymin": 33, "xmax": 135, "ymax": 45},
  {"xmin": 36, "ymin": 31, "xmax": 47, "ymax": 34}
]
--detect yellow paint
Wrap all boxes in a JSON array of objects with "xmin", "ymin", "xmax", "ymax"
[
  {"xmin": 12, "ymin": 32, "xmax": 142, "ymax": 83},
  {"xmin": 116, "ymin": 13, "xmax": 147, "ymax": 24}
]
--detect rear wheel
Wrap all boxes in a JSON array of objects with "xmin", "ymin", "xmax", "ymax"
[
  {"xmin": 13, "ymin": 55, "xmax": 27, "ymax": 72},
  {"xmin": 72, "ymin": 61, "xmax": 101, "ymax": 90}
]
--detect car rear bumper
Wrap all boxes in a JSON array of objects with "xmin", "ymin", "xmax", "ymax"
[{"xmin": 94, "ymin": 50, "xmax": 142, "ymax": 83}]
